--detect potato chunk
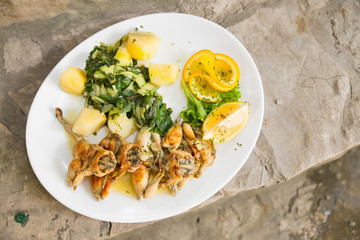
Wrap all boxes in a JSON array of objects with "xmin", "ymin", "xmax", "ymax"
[
  {"xmin": 149, "ymin": 63, "xmax": 180, "ymax": 86},
  {"xmin": 126, "ymin": 31, "xmax": 160, "ymax": 60},
  {"xmin": 72, "ymin": 108, "xmax": 106, "ymax": 136},
  {"xmin": 60, "ymin": 67, "xmax": 87, "ymax": 95},
  {"xmin": 114, "ymin": 46, "xmax": 133, "ymax": 66},
  {"xmin": 108, "ymin": 112, "xmax": 138, "ymax": 138}
]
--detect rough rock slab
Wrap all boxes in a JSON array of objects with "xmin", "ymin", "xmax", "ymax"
[
  {"xmin": 222, "ymin": 0, "xmax": 360, "ymax": 196},
  {"xmin": 0, "ymin": 0, "xmax": 359, "ymax": 239},
  {"xmin": 114, "ymin": 147, "xmax": 360, "ymax": 240}
]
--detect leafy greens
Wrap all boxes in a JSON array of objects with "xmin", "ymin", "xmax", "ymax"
[
  {"xmin": 180, "ymin": 80, "xmax": 241, "ymax": 126},
  {"xmin": 83, "ymin": 39, "xmax": 173, "ymax": 136}
]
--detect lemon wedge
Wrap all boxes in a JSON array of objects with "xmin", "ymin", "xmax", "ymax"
[{"xmin": 202, "ymin": 101, "xmax": 249, "ymax": 143}]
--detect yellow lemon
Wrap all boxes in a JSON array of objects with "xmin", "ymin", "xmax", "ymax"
[
  {"xmin": 202, "ymin": 101, "xmax": 249, "ymax": 143},
  {"xmin": 205, "ymin": 54, "xmax": 240, "ymax": 92},
  {"xmin": 188, "ymin": 71, "xmax": 222, "ymax": 103},
  {"xmin": 182, "ymin": 49, "xmax": 216, "ymax": 81}
]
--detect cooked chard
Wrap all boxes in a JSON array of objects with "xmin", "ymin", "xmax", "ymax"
[{"xmin": 83, "ymin": 34, "xmax": 173, "ymax": 136}]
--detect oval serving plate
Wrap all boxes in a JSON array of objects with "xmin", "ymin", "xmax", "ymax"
[{"xmin": 26, "ymin": 13, "xmax": 264, "ymax": 223}]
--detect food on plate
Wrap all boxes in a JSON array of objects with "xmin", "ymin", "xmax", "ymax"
[
  {"xmin": 132, "ymin": 164, "xmax": 150, "ymax": 200},
  {"xmin": 160, "ymin": 119, "xmax": 195, "ymax": 196},
  {"xmin": 56, "ymin": 30, "xmax": 248, "ymax": 200},
  {"xmin": 90, "ymin": 121, "xmax": 211, "ymax": 200},
  {"xmin": 57, "ymin": 106, "xmax": 216, "ymax": 200},
  {"xmin": 180, "ymin": 78, "xmax": 241, "ymax": 127},
  {"xmin": 162, "ymin": 149, "xmax": 196, "ymax": 195},
  {"xmin": 90, "ymin": 132, "xmax": 142, "ymax": 200},
  {"xmin": 206, "ymin": 53, "xmax": 240, "ymax": 92},
  {"xmin": 132, "ymin": 128, "xmax": 163, "ymax": 199},
  {"xmin": 188, "ymin": 71, "xmax": 222, "ymax": 103},
  {"xmin": 139, "ymin": 129, "xmax": 165, "ymax": 199},
  {"xmin": 202, "ymin": 101, "xmax": 249, "ymax": 143},
  {"xmin": 107, "ymin": 112, "xmax": 138, "ymax": 138},
  {"xmin": 126, "ymin": 31, "xmax": 160, "ymax": 60},
  {"xmin": 181, "ymin": 49, "xmax": 249, "ymax": 143},
  {"xmin": 55, "ymin": 108, "xmax": 117, "ymax": 189},
  {"xmin": 113, "ymin": 46, "xmax": 133, "ymax": 66},
  {"xmin": 60, "ymin": 67, "xmax": 87, "ymax": 95},
  {"xmin": 148, "ymin": 63, "xmax": 180, "ymax": 86},
  {"xmin": 82, "ymin": 33, "xmax": 173, "ymax": 136},
  {"xmin": 182, "ymin": 49, "xmax": 216, "ymax": 81},
  {"xmin": 182, "ymin": 50, "xmax": 240, "ymax": 92},
  {"xmin": 72, "ymin": 108, "xmax": 106, "ymax": 136},
  {"xmin": 182, "ymin": 122, "xmax": 216, "ymax": 177},
  {"xmin": 162, "ymin": 119, "xmax": 183, "ymax": 150},
  {"xmin": 158, "ymin": 119, "xmax": 216, "ymax": 195},
  {"xmin": 180, "ymin": 49, "xmax": 243, "ymax": 128},
  {"xmin": 118, "ymin": 119, "xmax": 216, "ymax": 198}
]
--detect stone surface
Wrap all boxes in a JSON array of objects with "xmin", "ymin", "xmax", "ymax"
[
  {"xmin": 113, "ymin": 146, "xmax": 360, "ymax": 240},
  {"xmin": 3, "ymin": 37, "xmax": 43, "ymax": 73},
  {"xmin": 222, "ymin": 0, "xmax": 360, "ymax": 194},
  {"xmin": 1, "ymin": 0, "xmax": 360, "ymax": 239},
  {"xmin": 0, "ymin": 0, "xmax": 70, "ymax": 28}
]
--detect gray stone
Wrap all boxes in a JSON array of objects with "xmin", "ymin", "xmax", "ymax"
[
  {"xmin": 0, "ymin": 0, "xmax": 69, "ymax": 27},
  {"xmin": 8, "ymin": 80, "xmax": 42, "ymax": 115},
  {"xmin": 3, "ymin": 37, "xmax": 42, "ymax": 73},
  {"xmin": 1, "ymin": 0, "xmax": 360, "ymax": 239},
  {"xmin": 221, "ymin": 0, "xmax": 360, "ymax": 193},
  {"xmin": 112, "ymin": 147, "xmax": 360, "ymax": 239}
]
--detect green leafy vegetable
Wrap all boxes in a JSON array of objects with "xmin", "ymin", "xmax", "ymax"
[
  {"xmin": 85, "ymin": 44, "xmax": 118, "ymax": 83},
  {"xmin": 133, "ymin": 94, "xmax": 173, "ymax": 135},
  {"xmin": 179, "ymin": 80, "xmax": 207, "ymax": 126},
  {"xmin": 180, "ymin": 80, "xmax": 241, "ymax": 126},
  {"xmin": 219, "ymin": 85, "xmax": 242, "ymax": 103},
  {"xmin": 82, "ymin": 38, "xmax": 173, "ymax": 135}
]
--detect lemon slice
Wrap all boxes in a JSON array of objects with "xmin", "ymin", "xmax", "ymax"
[
  {"xmin": 182, "ymin": 49, "xmax": 216, "ymax": 81},
  {"xmin": 202, "ymin": 101, "xmax": 249, "ymax": 143},
  {"xmin": 205, "ymin": 54, "xmax": 240, "ymax": 92},
  {"xmin": 188, "ymin": 71, "xmax": 222, "ymax": 103}
]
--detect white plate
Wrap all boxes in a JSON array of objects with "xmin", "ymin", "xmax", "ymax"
[{"xmin": 26, "ymin": 13, "xmax": 264, "ymax": 223}]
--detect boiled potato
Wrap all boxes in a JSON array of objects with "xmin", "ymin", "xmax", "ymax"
[
  {"xmin": 60, "ymin": 67, "xmax": 87, "ymax": 95},
  {"xmin": 149, "ymin": 63, "xmax": 180, "ymax": 86},
  {"xmin": 126, "ymin": 31, "xmax": 160, "ymax": 60},
  {"xmin": 72, "ymin": 108, "xmax": 106, "ymax": 136},
  {"xmin": 114, "ymin": 46, "xmax": 133, "ymax": 66},
  {"xmin": 108, "ymin": 112, "xmax": 138, "ymax": 138}
]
